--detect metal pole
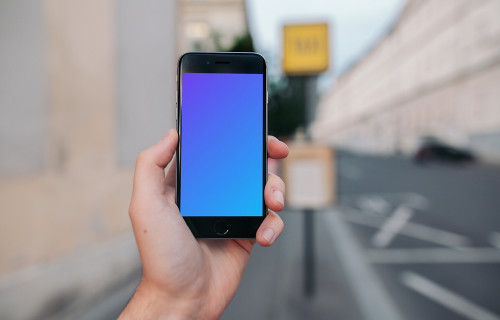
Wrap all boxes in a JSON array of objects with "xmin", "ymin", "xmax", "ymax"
[
  {"xmin": 303, "ymin": 75, "xmax": 317, "ymax": 298},
  {"xmin": 304, "ymin": 75, "xmax": 317, "ymax": 138},
  {"xmin": 304, "ymin": 208, "xmax": 315, "ymax": 298}
]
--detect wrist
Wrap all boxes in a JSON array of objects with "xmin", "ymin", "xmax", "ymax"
[{"xmin": 119, "ymin": 279, "xmax": 205, "ymax": 320}]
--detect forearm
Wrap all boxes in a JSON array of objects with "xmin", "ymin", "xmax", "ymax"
[{"xmin": 119, "ymin": 281, "xmax": 203, "ymax": 320}]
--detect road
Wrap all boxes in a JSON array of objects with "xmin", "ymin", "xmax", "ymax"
[
  {"xmin": 226, "ymin": 152, "xmax": 500, "ymax": 320},
  {"xmin": 76, "ymin": 152, "xmax": 500, "ymax": 320},
  {"xmin": 335, "ymin": 152, "xmax": 500, "ymax": 320}
]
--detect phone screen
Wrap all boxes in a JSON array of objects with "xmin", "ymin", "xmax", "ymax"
[{"xmin": 180, "ymin": 72, "xmax": 264, "ymax": 217}]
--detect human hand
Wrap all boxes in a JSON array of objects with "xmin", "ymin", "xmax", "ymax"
[{"xmin": 119, "ymin": 129, "xmax": 289, "ymax": 319}]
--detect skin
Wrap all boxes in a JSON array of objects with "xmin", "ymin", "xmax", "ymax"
[{"xmin": 119, "ymin": 129, "xmax": 289, "ymax": 319}]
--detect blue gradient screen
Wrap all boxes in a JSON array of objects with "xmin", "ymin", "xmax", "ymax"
[{"xmin": 180, "ymin": 73, "xmax": 263, "ymax": 217}]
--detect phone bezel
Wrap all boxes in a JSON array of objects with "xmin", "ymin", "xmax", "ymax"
[{"xmin": 176, "ymin": 52, "xmax": 268, "ymax": 238}]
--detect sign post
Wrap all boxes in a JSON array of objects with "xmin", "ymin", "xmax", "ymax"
[
  {"xmin": 283, "ymin": 145, "xmax": 335, "ymax": 298},
  {"xmin": 282, "ymin": 22, "xmax": 330, "ymax": 299}
]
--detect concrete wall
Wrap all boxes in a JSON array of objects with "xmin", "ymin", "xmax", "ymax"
[
  {"xmin": 116, "ymin": 0, "xmax": 177, "ymax": 165},
  {"xmin": 0, "ymin": 1, "xmax": 46, "ymax": 174},
  {"xmin": 0, "ymin": 0, "xmax": 178, "ymax": 318},
  {"xmin": 313, "ymin": 0, "xmax": 500, "ymax": 162}
]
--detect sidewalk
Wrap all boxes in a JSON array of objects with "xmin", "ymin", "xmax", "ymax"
[{"xmin": 222, "ymin": 209, "xmax": 362, "ymax": 320}]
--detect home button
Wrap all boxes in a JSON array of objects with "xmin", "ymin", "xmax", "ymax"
[{"xmin": 214, "ymin": 220, "xmax": 229, "ymax": 235}]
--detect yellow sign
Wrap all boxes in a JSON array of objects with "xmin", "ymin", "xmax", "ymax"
[{"xmin": 283, "ymin": 23, "xmax": 329, "ymax": 75}]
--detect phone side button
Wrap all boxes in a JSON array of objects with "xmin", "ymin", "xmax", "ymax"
[{"xmin": 214, "ymin": 220, "xmax": 229, "ymax": 236}]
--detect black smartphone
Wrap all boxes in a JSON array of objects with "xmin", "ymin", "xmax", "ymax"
[{"xmin": 176, "ymin": 52, "xmax": 267, "ymax": 238}]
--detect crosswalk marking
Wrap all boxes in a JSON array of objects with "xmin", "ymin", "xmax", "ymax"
[
  {"xmin": 343, "ymin": 209, "xmax": 470, "ymax": 248},
  {"xmin": 372, "ymin": 205, "xmax": 413, "ymax": 248},
  {"xmin": 367, "ymin": 247, "xmax": 500, "ymax": 264},
  {"xmin": 489, "ymin": 232, "xmax": 500, "ymax": 249},
  {"xmin": 401, "ymin": 271, "xmax": 500, "ymax": 320}
]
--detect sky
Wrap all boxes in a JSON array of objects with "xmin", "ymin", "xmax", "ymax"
[{"xmin": 246, "ymin": 0, "xmax": 406, "ymax": 84}]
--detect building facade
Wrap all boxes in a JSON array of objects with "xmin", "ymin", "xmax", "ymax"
[
  {"xmin": 312, "ymin": 0, "xmax": 500, "ymax": 162},
  {"xmin": 0, "ymin": 0, "xmax": 178, "ymax": 318},
  {"xmin": 177, "ymin": 0, "xmax": 249, "ymax": 54}
]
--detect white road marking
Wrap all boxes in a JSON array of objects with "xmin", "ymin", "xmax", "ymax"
[
  {"xmin": 372, "ymin": 206, "xmax": 413, "ymax": 248},
  {"xmin": 343, "ymin": 209, "xmax": 470, "ymax": 248},
  {"xmin": 489, "ymin": 232, "xmax": 500, "ymax": 249},
  {"xmin": 401, "ymin": 271, "xmax": 500, "ymax": 320},
  {"xmin": 357, "ymin": 196, "xmax": 391, "ymax": 216},
  {"xmin": 341, "ymin": 192, "xmax": 430, "ymax": 210},
  {"xmin": 367, "ymin": 248, "xmax": 500, "ymax": 264},
  {"xmin": 321, "ymin": 210, "xmax": 403, "ymax": 320},
  {"xmin": 406, "ymin": 192, "xmax": 430, "ymax": 210},
  {"xmin": 341, "ymin": 192, "xmax": 415, "ymax": 200}
]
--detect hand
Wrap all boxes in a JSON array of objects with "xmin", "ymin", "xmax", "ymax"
[{"xmin": 119, "ymin": 129, "xmax": 289, "ymax": 319}]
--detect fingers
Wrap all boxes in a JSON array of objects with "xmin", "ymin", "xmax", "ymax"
[
  {"xmin": 256, "ymin": 211, "xmax": 284, "ymax": 246},
  {"xmin": 268, "ymin": 136, "xmax": 288, "ymax": 159},
  {"xmin": 260, "ymin": 137, "xmax": 287, "ymax": 246},
  {"xmin": 265, "ymin": 173, "xmax": 285, "ymax": 212},
  {"xmin": 132, "ymin": 129, "xmax": 178, "ymax": 198}
]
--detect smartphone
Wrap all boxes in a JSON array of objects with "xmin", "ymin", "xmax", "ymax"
[{"xmin": 176, "ymin": 52, "xmax": 267, "ymax": 238}]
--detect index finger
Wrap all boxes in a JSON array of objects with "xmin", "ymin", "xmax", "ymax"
[{"xmin": 268, "ymin": 136, "xmax": 288, "ymax": 159}]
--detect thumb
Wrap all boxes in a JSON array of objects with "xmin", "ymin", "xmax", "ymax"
[{"xmin": 132, "ymin": 129, "xmax": 178, "ymax": 198}]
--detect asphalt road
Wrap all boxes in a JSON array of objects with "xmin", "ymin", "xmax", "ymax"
[
  {"xmin": 76, "ymin": 152, "xmax": 500, "ymax": 320},
  {"xmin": 335, "ymin": 152, "xmax": 500, "ymax": 320},
  {"xmin": 226, "ymin": 152, "xmax": 500, "ymax": 320}
]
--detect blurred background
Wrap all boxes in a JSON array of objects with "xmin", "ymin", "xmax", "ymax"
[{"xmin": 1, "ymin": 0, "xmax": 499, "ymax": 319}]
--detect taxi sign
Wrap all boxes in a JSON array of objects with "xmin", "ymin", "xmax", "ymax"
[
  {"xmin": 282, "ymin": 23, "xmax": 329, "ymax": 75},
  {"xmin": 282, "ymin": 144, "xmax": 335, "ymax": 209}
]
